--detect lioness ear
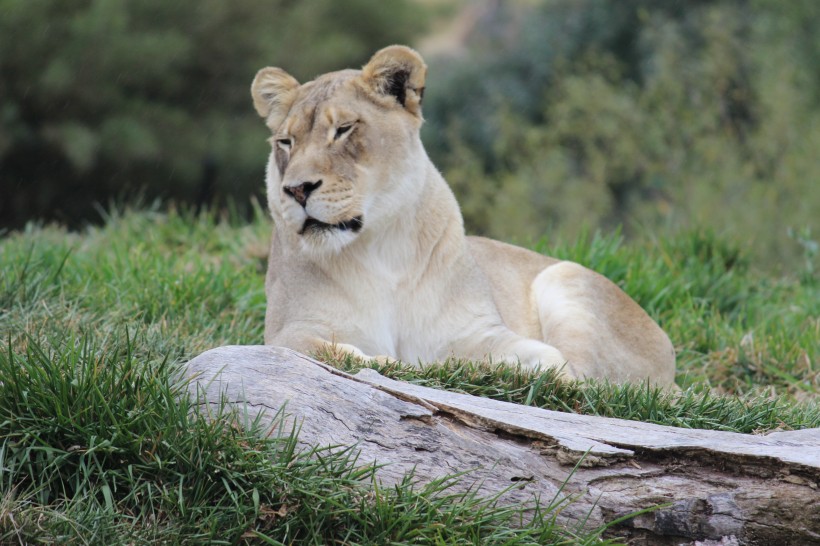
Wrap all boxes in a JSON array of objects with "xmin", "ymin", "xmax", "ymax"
[
  {"xmin": 251, "ymin": 67, "xmax": 300, "ymax": 128},
  {"xmin": 361, "ymin": 45, "xmax": 427, "ymax": 116}
]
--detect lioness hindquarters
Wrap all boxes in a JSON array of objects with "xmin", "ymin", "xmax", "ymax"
[
  {"xmin": 469, "ymin": 237, "xmax": 675, "ymax": 384},
  {"xmin": 531, "ymin": 262, "xmax": 676, "ymax": 384}
]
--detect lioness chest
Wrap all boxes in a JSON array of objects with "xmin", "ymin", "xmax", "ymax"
[{"xmin": 321, "ymin": 258, "xmax": 473, "ymax": 363}]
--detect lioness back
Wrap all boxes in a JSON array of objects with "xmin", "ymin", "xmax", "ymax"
[{"xmin": 251, "ymin": 45, "xmax": 676, "ymax": 386}]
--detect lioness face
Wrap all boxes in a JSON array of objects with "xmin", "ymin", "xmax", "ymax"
[{"xmin": 251, "ymin": 47, "xmax": 427, "ymax": 255}]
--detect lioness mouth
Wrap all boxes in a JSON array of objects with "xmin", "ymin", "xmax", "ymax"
[{"xmin": 300, "ymin": 215, "xmax": 363, "ymax": 235}]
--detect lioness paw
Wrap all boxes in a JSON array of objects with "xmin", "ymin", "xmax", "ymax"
[
  {"xmin": 499, "ymin": 339, "xmax": 571, "ymax": 377},
  {"xmin": 371, "ymin": 354, "xmax": 399, "ymax": 366},
  {"xmin": 322, "ymin": 342, "xmax": 371, "ymax": 362}
]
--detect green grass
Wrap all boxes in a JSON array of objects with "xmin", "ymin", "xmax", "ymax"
[
  {"xmin": 2, "ymin": 333, "xmax": 610, "ymax": 545},
  {"xmin": 328, "ymin": 356, "xmax": 819, "ymax": 434},
  {"xmin": 1, "ymin": 204, "xmax": 818, "ymax": 543}
]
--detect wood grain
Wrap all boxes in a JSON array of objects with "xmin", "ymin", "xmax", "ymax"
[{"xmin": 187, "ymin": 346, "xmax": 820, "ymax": 546}]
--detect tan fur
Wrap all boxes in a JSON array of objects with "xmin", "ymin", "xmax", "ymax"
[{"xmin": 251, "ymin": 45, "xmax": 676, "ymax": 385}]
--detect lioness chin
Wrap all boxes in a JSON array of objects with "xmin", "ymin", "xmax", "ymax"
[{"xmin": 251, "ymin": 45, "xmax": 675, "ymax": 385}]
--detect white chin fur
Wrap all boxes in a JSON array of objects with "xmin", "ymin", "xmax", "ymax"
[
  {"xmin": 298, "ymin": 228, "xmax": 359, "ymax": 257},
  {"xmin": 277, "ymin": 205, "xmax": 362, "ymax": 258}
]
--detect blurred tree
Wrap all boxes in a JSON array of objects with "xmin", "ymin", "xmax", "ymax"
[
  {"xmin": 0, "ymin": 0, "xmax": 428, "ymax": 228},
  {"xmin": 421, "ymin": 0, "xmax": 820, "ymax": 268}
]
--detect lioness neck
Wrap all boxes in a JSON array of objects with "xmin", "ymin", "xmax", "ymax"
[{"xmin": 329, "ymin": 157, "xmax": 465, "ymax": 281}]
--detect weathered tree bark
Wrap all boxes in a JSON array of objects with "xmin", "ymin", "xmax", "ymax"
[{"xmin": 186, "ymin": 346, "xmax": 820, "ymax": 546}]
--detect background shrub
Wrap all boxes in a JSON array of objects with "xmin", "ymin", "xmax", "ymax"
[
  {"xmin": 0, "ymin": 0, "xmax": 427, "ymax": 228},
  {"xmin": 422, "ymin": 0, "xmax": 820, "ymax": 270},
  {"xmin": 2, "ymin": 0, "xmax": 818, "ymax": 273}
]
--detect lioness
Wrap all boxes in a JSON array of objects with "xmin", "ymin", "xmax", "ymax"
[{"xmin": 251, "ymin": 45, "xmax": 675, "ymax": 385}]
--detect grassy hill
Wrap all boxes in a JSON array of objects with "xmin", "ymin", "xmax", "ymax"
[{"xmin": 1, "ymin": 205, "xmax": 817, "ymax": 543}]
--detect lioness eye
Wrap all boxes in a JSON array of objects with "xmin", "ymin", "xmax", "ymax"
[
  {"xmin": 277, "ymin": 138, "xmax": 292, "ymax": 151},
  {"xmin": 334, "ymin": 124, "xmax": 353, "ymax": 140}
]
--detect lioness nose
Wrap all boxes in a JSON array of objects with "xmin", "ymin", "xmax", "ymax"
[{"xmin": 283, "ymin": 180, "xmax": 323, "ymax": 207}]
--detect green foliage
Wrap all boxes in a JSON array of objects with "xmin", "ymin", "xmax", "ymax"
[
  {"xmin": 5, "ymin": 0, "xmax": 818, "ymax": 274},
  {"xmin": 0, "ymin": 0, "xmax": 428, "ymax": 229},
  {"xmin": 423, "ymin": 0, "xmax": 820, "ymax": 271},
  {"xmin": 0, "ymin": 202, "xmax": 270, "ymax": 363}
]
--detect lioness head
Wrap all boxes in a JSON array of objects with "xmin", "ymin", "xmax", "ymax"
[{"xmin": 251, "ymin": 46, "xmax": 427, "ymax": 255}]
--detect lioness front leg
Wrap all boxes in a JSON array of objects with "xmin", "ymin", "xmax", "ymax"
[
  {"xmin": 314, "ymin": 341, "xmax": 397, "ymax": 366},
  {"xmin": 322, "ymin": 341, "xmax": 371, "ymax": 360},
  {"xmin": 268, "ymin": 328, "xmax": 375, "ymax": 363},
  {"xmin": 500, "ymin": 338, "xmax": 573, "ymax": 378}
]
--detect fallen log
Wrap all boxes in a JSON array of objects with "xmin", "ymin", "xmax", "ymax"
[{"xmin": 186, "ymin": 345, "xmax": 820, "ymax": 546}]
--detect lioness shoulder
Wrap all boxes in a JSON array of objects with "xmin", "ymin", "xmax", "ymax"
[{"xmin": 251, "ymin": 45, "xmax": 676, "ymax": 386}]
